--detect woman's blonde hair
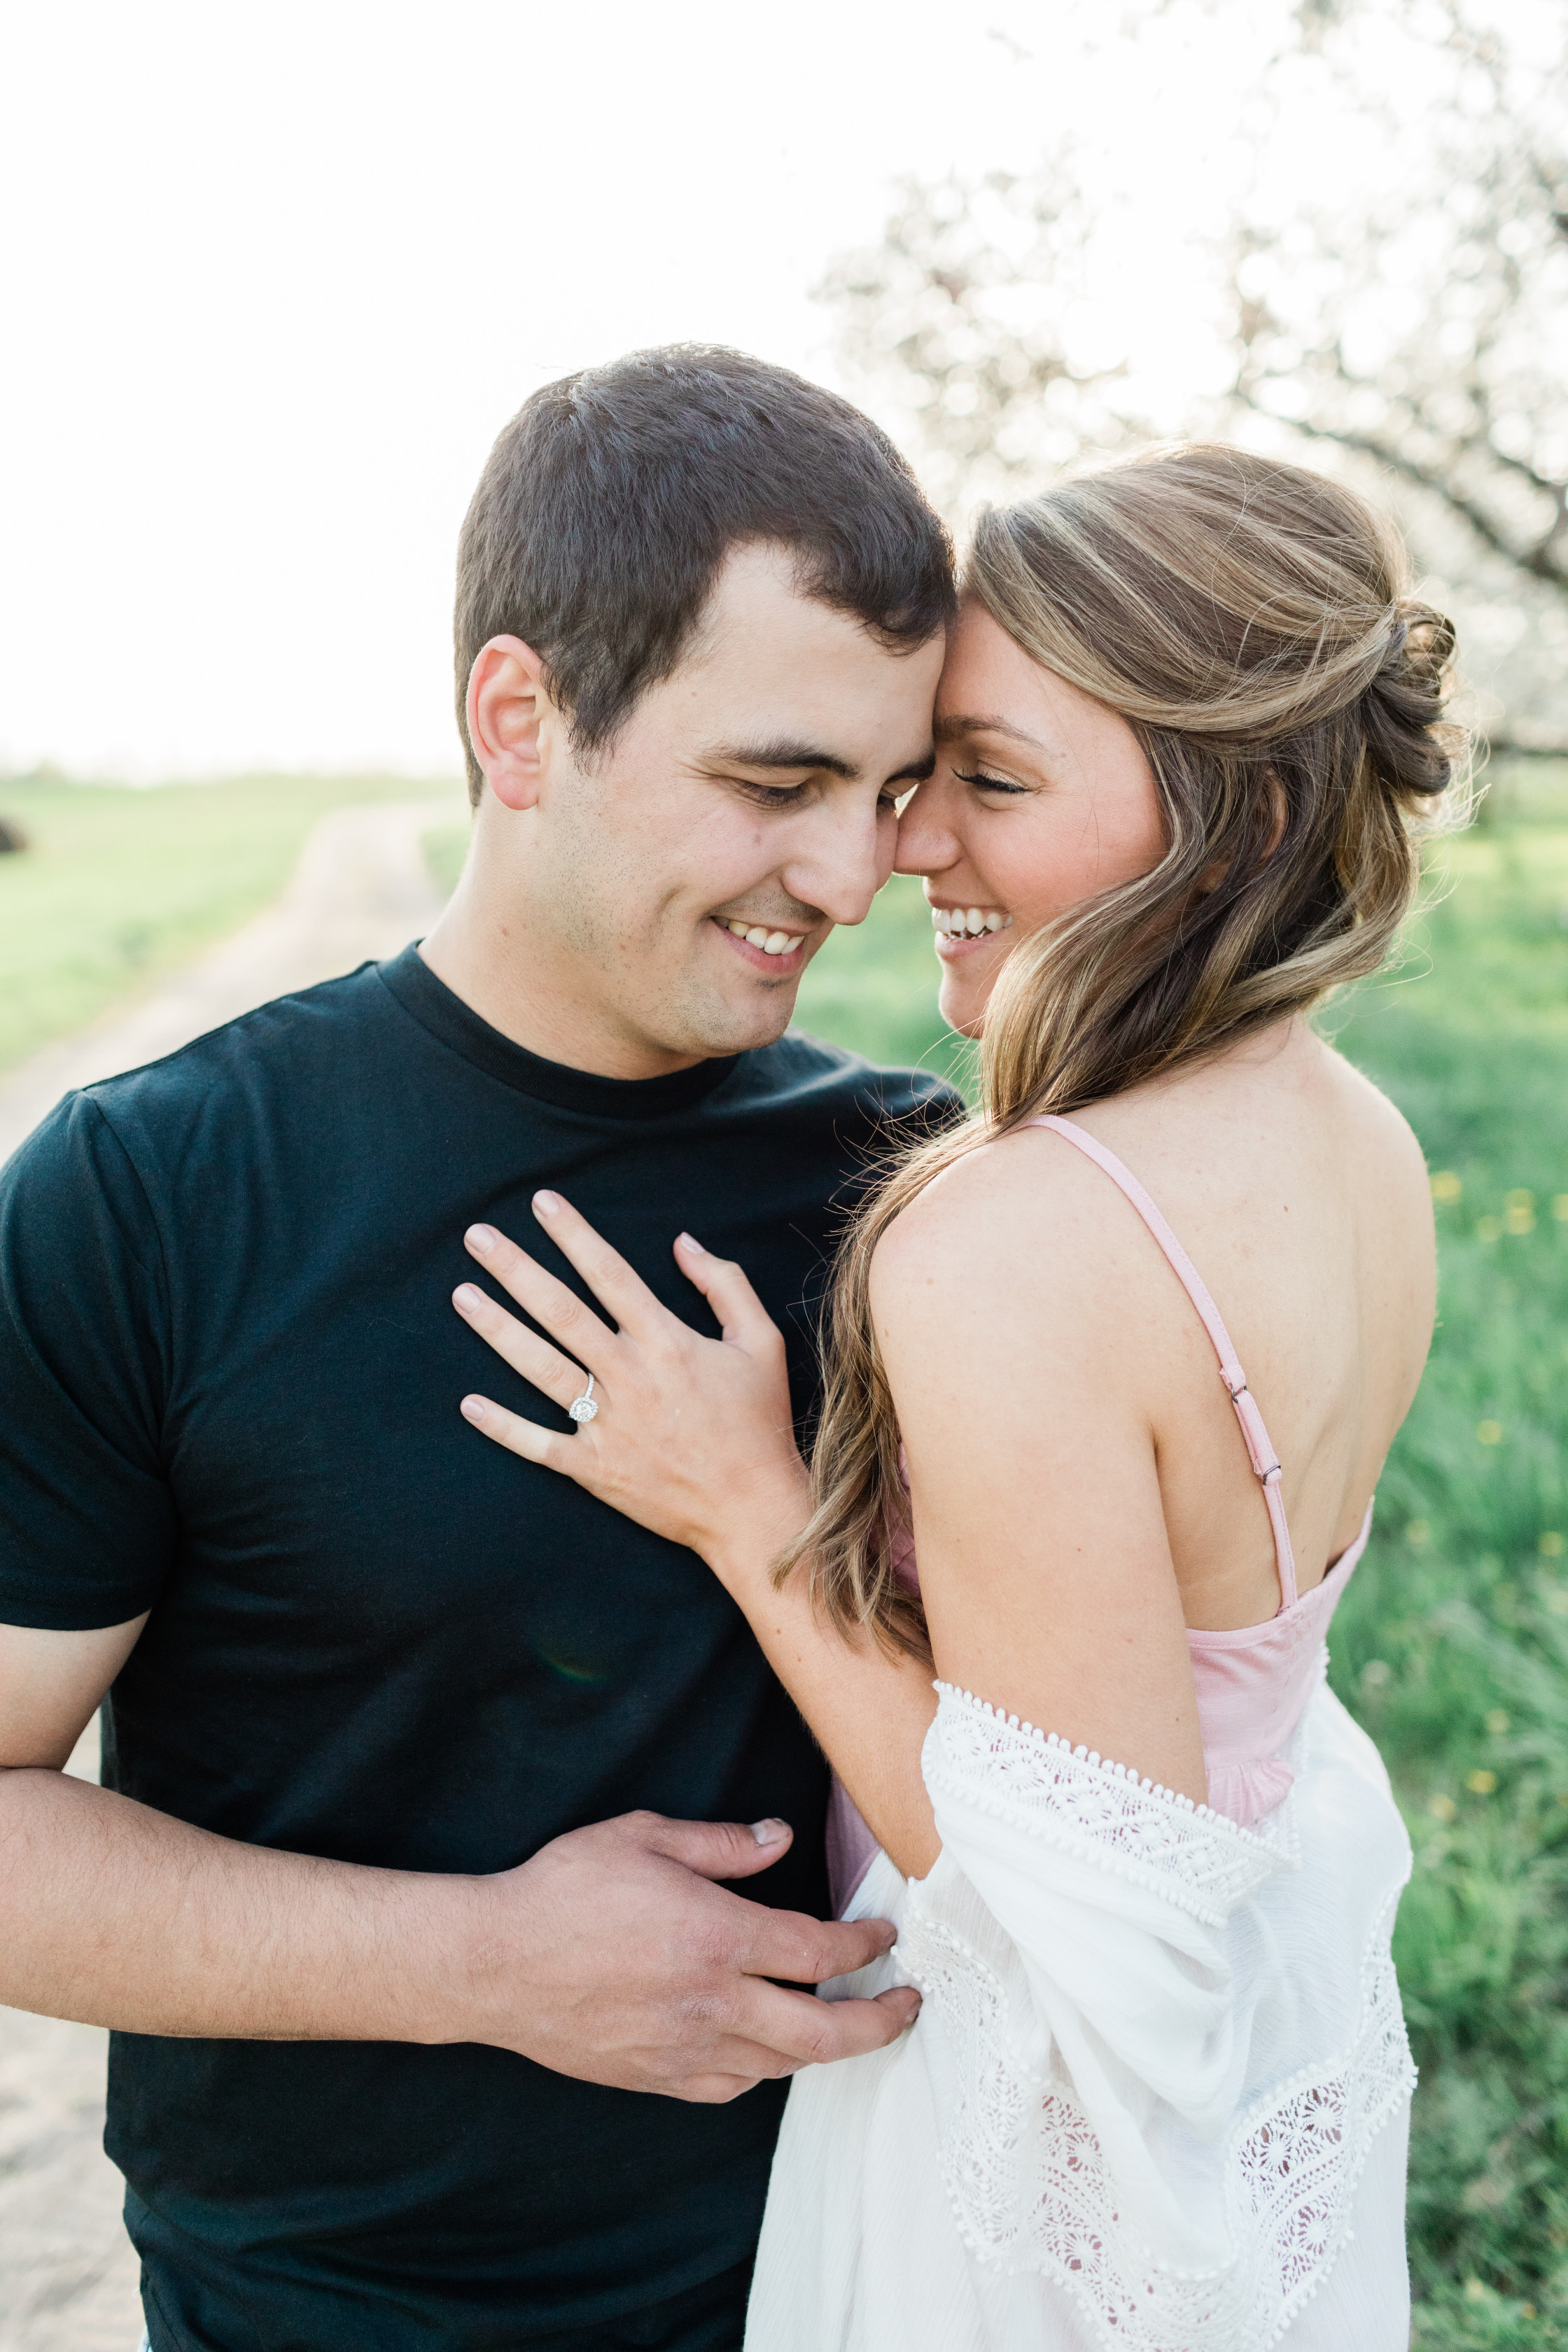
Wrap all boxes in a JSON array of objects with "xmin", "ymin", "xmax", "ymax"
[{"xmin": 785, "ymin": 442, "xmax": 1468, "ymax": 1660}]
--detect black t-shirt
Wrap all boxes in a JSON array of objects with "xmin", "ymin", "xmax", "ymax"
[{"xmin": 0, "ymin": 945, "xmax": 957, "ymax": 2352}]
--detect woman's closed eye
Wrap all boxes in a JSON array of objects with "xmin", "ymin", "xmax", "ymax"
[{"xmin": 953, "ymin": 768, "xmax": 1030, "ymax": 797}]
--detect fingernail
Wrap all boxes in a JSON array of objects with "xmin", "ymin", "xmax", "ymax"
[
  {"xmin": 460, "ymin": 1396, "xmax": 487, "ymax": 1424},
  {"xmin": 750, "ymin": 1817, "xmax": 789, "ymax": 1845},
  {"xmin": 533, "ymin": 1191, "xmax": 561, "ymax": 1216},
  {"xmin": 676, "ymin": 1231, "xmax": 703, "ymax": 1252},
  {"xmin": 467, "ymin": 1224, "xmax": 498, "ymax": 1254},
  {"xmin": 454, "ymin": 1284, "xmax": 483, "ymax": 1311}
]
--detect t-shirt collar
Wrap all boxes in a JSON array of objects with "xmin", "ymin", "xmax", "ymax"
[{"xmin": 375, "ymin": 944, "xmax": 740, "ymax": 1121}]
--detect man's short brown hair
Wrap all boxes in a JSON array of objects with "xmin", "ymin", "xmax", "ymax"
[{"xmin": 454, "ymin": 344, "xmax": 955, "ymax": 803}]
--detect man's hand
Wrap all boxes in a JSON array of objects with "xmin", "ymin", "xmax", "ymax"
[
  {"xmin": 0, "ymin": 1618, "xmax": 917, "ymax": 2075},
  {"xmin": 463, "ymin": 1809, "xmax": 917, "ymax": 2102}
]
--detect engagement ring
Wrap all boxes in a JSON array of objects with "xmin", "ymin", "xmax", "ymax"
[{"xmin": 568, "ymin": 1374, "xmax": 598, "ymax": 1424}]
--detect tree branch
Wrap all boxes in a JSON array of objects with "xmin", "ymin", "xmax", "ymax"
[{"xmin": 1231, "ymin": 389, "xmax": 1568, "ymax": 593}]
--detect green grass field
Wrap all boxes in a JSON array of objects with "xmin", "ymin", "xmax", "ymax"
[
  {"xmin": 4, "ymin": 769, "xmax": 1564, "ymax": 2340},
  {"xmin": 0, "ymin": 771, "xmax": 457, "ymax": 1076}
]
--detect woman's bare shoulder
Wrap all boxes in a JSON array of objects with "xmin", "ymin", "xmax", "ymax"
[
  {"xmin": 1317, "ymin": 1038, "xmax": 1431, "ymax": 1185},
  {"xmin": 869, "ymin": 1124, "xmax": 1129, "ymax": 1332}
]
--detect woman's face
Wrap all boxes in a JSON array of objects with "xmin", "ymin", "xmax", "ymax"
[{"xmin": 896, "ymin": 601, "xmax": 1168, "ymax": 1037}]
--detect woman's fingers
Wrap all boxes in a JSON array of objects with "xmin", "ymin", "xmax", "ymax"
[
  {"xmin": 451, "ymin": 1282, "xmax": 592, "ymax": 1414},
  {"xmin": 459, "ymin": 1391, "xmax": 583, "ymax": 1476},
  {"xmin": 464, "ymin": 1222, "xmax": 618, "ymax": 1371},
  {"xmin": 528, "ymin": 1191, "xmax": 674, "ymax": 1336},
  {"xmin": 673, "ymin": 1232, "xmax": 786, "ymax": 1353}
]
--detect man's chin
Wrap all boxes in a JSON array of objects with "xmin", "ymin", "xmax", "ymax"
[{"xmin": 676, "ymin": 979, "xmax": 803, "ymax": 1061}]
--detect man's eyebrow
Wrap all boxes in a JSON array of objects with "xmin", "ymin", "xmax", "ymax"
[
  {"xmin": 708, "ymin": 738, "xmax": 858, "ymax": 779},
  {"xmin": 886, "ymin": 748, "xmax": 937, "ymax": 787},
  {"xmin": 934, "ymin": 713, "xmax": 1049, "ymax": 751}
]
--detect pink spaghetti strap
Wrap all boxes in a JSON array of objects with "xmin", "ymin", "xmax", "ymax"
[{"xmin": 1029, "ymin": 1114, "xmax": 1299, "ymax": 1609}]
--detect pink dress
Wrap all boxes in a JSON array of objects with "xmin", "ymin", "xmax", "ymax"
[{"xmin": 826, "ymin": 1111, "xmax": 1372, "ymax": 1911}]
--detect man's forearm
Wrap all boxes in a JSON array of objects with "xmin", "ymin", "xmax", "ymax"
[{"xmin": 0, "ymin": 1768, "xmax": 482, "ymax": 2042}]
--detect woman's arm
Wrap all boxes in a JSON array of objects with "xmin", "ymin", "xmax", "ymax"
[
  {"xmin": 870, "ymin": 1135, "xmax": 1208, "ymax": 1804},
  {"xmin": 452, "ymin": 1198, "xmax": 940, "ymax": 1878}
]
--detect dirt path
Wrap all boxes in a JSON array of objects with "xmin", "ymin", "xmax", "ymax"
[
  {"xmin": 0, "ymin": 795, "xmax": 465, "ymax": 2348},
  {"xmin": 0, "ymin": 795, "xmax": 464, "ymax": 1166}
]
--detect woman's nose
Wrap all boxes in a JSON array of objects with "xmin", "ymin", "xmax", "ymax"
[{"xmin": 894, "ymin": 791, "xmax": 961, "ymax": 878}]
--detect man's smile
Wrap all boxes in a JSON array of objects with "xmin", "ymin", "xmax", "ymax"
[{"xmin": 710, "ymin": 914, "xmax": 811, "ymax": 974}]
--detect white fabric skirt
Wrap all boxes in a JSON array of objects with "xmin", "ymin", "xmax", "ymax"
[{"xmin": 748, "ymin": 1671, "xmax": 1415, "ymax": 2352}]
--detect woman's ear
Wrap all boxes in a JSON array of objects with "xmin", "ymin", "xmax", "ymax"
[{"xmin": 465, "ymin": 636, "xmax": 553, "ymax": 812}]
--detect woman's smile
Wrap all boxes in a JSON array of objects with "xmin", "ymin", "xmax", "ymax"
[{"xmin": 929, "ymin": 902, "xmax": 1012, "ymax": 958}]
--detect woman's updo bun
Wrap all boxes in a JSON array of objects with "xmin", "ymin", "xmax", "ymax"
[{"xmin": 1361, "ymin": 600, "xmax": 1460, "ymax": 805}]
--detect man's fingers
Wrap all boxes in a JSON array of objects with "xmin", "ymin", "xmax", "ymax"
[
  {"xmin": 672, "ymin": 1232, "xmax": 784, "ymax": 1353},
  {"xmin": 733, "ymin": 1903, "xmax": 900, "ymax": 1986},
  {"xmin": 463, "ymin": 1224, "xmax": 617, "ymax": 1371},
  {"xmin": 452, "ymin": 1284, "xmax": 593, "ymax": 1411},
  {"xmin": 676, "ymin": 2066, "xmax": 784, "ymax": 2104},
  {"xmin": 634, "ymin": 1813, "xmax": 797, "ymax": 1883},
  {"xmin": 736, "ymin": 1978, "xmax": 920, "ymax": 2067}
]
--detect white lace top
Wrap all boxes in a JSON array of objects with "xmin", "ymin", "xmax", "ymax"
[{"xmin": 745, "ymin": 1674, "xmax": 1415, "ymax": 2352}]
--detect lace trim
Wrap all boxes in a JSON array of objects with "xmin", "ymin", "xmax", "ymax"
[
  {"xmin": 925, "ymin": 1685, "xmax": 1297, "ymax": 1927},
  {"xmin": 897, "ymin": 1884, "xmax": 1415, "ymax": 2352}
]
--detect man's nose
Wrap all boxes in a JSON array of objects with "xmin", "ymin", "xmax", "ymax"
[{"xmin": 782, "ymin": 797, "xmax": 893, "ymax": 929}]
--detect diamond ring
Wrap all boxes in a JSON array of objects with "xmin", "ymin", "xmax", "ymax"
[{"xmin": 568, "ymin": 1373, "xmax": 598, "ymax": 1424}]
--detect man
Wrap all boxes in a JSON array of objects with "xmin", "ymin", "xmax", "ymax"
[{"xmin": 0, "ymin": 346, "xmax": 957, "ymax": 2351}]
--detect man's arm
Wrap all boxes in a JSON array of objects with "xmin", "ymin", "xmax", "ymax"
[{"xmin": 0, "ymin": 1621, "xmax": 917, "ymax": 2101}]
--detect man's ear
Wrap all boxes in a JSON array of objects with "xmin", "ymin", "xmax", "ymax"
[{"xmin": 466, "ymin": 636, "xmax": 555, "ymax": 811}]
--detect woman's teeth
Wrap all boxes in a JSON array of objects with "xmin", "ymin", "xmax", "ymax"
[
  {"xmin": 722, "ymin": 919, "xmax": 805, "ymax": 957},
  {"xmin": 932, "ymin": 906, "xmax": 1011, "ymax": 937}
]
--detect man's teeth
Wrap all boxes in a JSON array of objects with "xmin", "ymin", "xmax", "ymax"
[
  {"xmin": 931, "ymin": 906, "xmax": 1012, "ymax": 937},
  {"xmin": 722, "ymin": 919, "xmax": 806, "ymax": 956}
]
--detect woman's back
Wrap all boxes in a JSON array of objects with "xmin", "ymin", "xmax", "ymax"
[
  {"xmin": 1032, "ymin": 1017, "xmax": 1436, "ymax": 1632},
  {"xmin": 869, "ymin": 1013, "xmax": 1435, "ymax": 1801}
]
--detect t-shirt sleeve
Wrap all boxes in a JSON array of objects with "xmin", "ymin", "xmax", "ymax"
[{"xmin": 0, "ymin": 1093, "xmax": 178, "ymax": 1628}]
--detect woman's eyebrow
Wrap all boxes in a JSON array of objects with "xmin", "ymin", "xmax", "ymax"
[{"xmin": 934, "ymin": 713, "xmax": 1049, "ymax": 750}]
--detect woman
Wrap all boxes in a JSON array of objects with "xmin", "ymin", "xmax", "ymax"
[{"xmin": 451, "ymin": 445, "xmax": 1464, "ymax": 2348}]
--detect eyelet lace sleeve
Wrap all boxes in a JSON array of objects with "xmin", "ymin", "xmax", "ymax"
[{"xmin": 891, "ymin": 1685, "xmax": 1415, "ymax": 2352}]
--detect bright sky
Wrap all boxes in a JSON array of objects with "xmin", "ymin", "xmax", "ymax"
[{"xmin": 0, "ymin": 0, "xmax": 1359, "ymax": 778}]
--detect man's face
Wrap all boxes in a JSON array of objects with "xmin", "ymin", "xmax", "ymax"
[{"xmin": 475, "ymin": 544, "xmax": 944, "ymax": 1072}]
